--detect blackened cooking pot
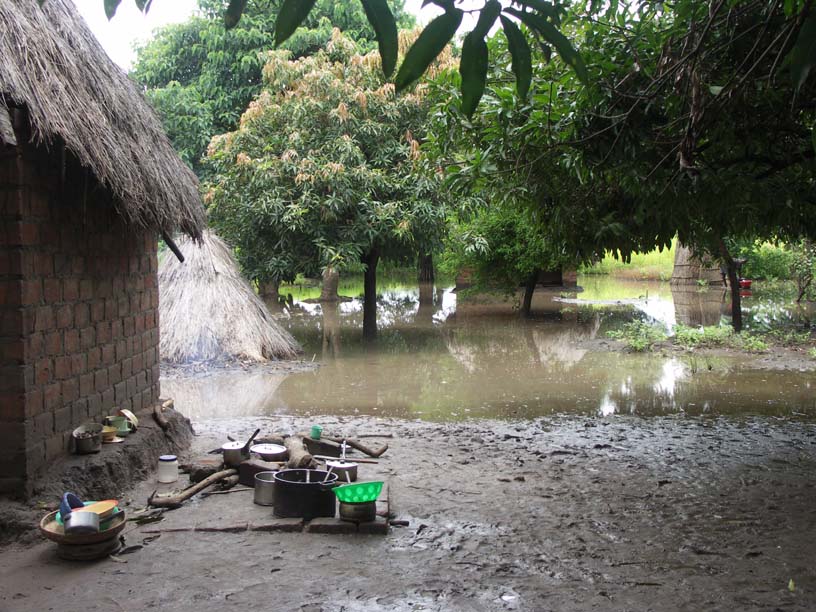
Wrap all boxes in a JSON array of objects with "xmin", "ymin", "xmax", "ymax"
[{"xmin": 273, "ymin": 469, "xmax": 338, "ymax": 519}]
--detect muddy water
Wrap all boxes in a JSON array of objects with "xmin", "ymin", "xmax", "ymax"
[{"xmin": 164, "ymin": 276, "xmax": 815, "ymax": 421}]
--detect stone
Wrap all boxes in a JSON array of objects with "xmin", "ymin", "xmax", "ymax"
[
  {"xmin": 357, "ymin": 516, "xmax": 389, "ymax": 535},
  {"xmin": 238, "ymin": 458, "xmax": 281, "ymax": 487},
  {"xmin": 186, "ymin": 456, "xmax": 224, "ymax": 483}
]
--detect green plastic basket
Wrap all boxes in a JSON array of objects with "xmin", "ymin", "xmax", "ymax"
[{"xmin": 333, "ymin": 481, "xmax": 383, "ymax": 503}]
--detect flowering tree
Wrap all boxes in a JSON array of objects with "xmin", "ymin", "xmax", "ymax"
[{"xmin": 205, "ymin": 31, "xmax": 450, "ymax": 339}]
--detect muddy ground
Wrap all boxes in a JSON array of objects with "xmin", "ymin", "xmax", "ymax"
[{"xmin": 1, "ymin": 413, "xmax": 815, "ymax": 612}]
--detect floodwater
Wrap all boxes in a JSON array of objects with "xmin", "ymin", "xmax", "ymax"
[{"xmin": 163, "ymin": 276, "xmax": 815, "ymax": 421}]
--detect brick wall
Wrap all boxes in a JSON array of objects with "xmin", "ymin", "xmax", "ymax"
[{"xmin": 0, "ymin": 137, "xmax": 160, "ymax": 496}]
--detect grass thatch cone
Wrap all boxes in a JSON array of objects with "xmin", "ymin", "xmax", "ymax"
[{"xmin": 159, "ymin": 231, "xmax": 300, "ymax": 363}]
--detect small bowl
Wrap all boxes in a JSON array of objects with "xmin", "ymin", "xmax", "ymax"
[
  {"xmin": 101, "ymin": 426, "xmax": 118, "ymax": 442},
  {"xmin": 117, "ymin": 408, "xmax": 139, "ymax": 430}
]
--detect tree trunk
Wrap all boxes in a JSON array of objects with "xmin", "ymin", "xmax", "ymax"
[
  {"xmin": 362, "ymin": 248, "xmax": 379, "ymax": 341},
  {"xmin": 521, "ymin": 269, "xmax": 540, "ymax": 318},
  {"xmin": 321, "ymin": 301, "xmax": 341, "ymax": 358},
  {"xmin": 319, "ymin": 266, "xmax": 340, "ymax": 302},
  {"xmin": 718, "ymin": 240, "xmax": 742, "ymax": 332},
  {"xmin": 417, "ymin": 281, "xmax": 434, "ymax": 324},
  {"xmin": 259, "ymin": 280, "xmax": 279, "ymax": 301},
  {"xmin": 418, "ymin": 253, "xmax": 434, "ymax": 284}
]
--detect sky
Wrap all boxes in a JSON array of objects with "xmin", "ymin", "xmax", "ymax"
[{"xmin": 72, "ymin": 0, "xmax": 461, "ymax": 71}]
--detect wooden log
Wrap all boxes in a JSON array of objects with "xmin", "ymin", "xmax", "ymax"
[
  {"xmin": 148, "ymin": 468, "xmax": 237, "ymax": 509},
  {"xmin": 284, "ymin": 436, "xmax": 317, "ymax": 469},
  {"xmin": 301, "ymin": 435, "xmax": 342, "ymax": 458},
  {"xmin": 218, "ymin": 475, "xmax": 240, "ymax": 490},
  {"xmin": 153, "ymin": 404, "xmax": 170, "ymax": 431},
  {"xmin": 323, "ymin": 436, "xmax": 388, "ymax": 458}
]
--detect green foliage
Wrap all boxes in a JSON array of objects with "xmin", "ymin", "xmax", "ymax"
[
  {"xmin": 732, "ymin": 241, "xmax": 797, "ymax": 281},
  {"xmin": 606, "ymin": 321, "xmax": 667, "ymax": 352},
  {"xmin": 205, "ymin": 33, "xmax": 448, "ymax": 286},
  {"xmin": 131, "ymin": 0, "xmax": 414, "ymax": 175},
  {"xmin": 808, "ymin": 348, "xmax": 816, "ymax": 359},
  {"xmin": 673, "ymin": 325, "xmax": 733, "ymax": 349},
  {"xmin": 441, "ymin": 202, "xmax": 567, "ymax": 294},
  {"xmin": 580, "ymin": 240, "xmax": 677, "ymax": 280}
]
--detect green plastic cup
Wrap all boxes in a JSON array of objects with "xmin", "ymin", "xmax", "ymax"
[{"xmin": 310, "ymin": 424, "xmax": 322, "ymax": 440}]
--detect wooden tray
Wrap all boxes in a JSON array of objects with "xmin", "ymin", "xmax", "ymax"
[{"xmin": 39, "ymin": 509, "xmax": 126, "ymax": 545}]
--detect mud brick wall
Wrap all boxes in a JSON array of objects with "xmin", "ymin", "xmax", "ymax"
[{"xmin": 1, "ymin": 139, "xmax": 160, "ymax": 496}]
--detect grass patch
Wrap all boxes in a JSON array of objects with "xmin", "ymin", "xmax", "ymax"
[
  {"xmin": 581, "ymin": 239, "xmax": 676, "ymax": 281},
  {"xmin": 607, "ymin": 321, "xmax": 668, "ymax": 351},
  {"xmin": 672, "ymin": 324, "xmax": 770, "ymax": 352}
]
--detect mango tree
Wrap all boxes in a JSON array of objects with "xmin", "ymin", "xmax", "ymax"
[{"xmin": 205, "ymin": 32, "xmax": 449, "ymax": 339}]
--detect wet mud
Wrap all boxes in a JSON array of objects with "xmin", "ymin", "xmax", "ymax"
[{"xmin": 2, "ymin": 415, "xmax": 815, "ymax": 611}]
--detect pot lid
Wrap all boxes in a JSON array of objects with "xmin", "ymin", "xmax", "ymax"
[
  {"xmin": 221, "ymin": 441, "xmax": 246, "ymax": 450},
  {"xmin": 250, "ymin": 443, "xmax": 286, "ymax": 454}
]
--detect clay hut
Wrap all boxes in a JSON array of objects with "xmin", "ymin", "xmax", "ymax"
[
  {"xmin": 158, "ymin": 231, "xmax": 300, "ymax": 363},
  {"xmin": 0, "ymin": 0, "xmax": 205, "ymax": 495}
]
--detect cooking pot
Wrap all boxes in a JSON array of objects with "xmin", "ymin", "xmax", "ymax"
[
  {"xmin": 222, "ymin": 428, "xmax": 261, "ymax": 467},
  {"xmin": 326, "ymin": 460, "xmax": 358, "ymax": 483},
  {"xmin": 338, "ymin": 501, "xmax": 377, "ymax": 522},
  {"xmin": 253, "ymin": 471, "xmax": 277, "ymax": 506},
  {"xmin": 64, "ymin": 510, "xmax": 100, "ymax": 535},
  {"xmin": 273, "ymin": 469, "xmax": 338, "ymax": 519},
  {"xmin": 72, "ymin": 424, "xmax": 102, "ymax": 454},
  {"xmin": 250, "ymin": 443, "xmax": 288, "ymax": 462}
]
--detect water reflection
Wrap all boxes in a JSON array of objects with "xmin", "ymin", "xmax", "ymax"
[{"xmin": 167, "ymin": 276, "xmax": 815, "ymax": 421}]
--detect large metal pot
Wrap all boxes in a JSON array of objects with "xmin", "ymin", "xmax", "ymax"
[
  {"xmin": 222, "ymin": 441, "xmax": 249, "ymax": 467},
  {"xmin": 273, "ymin": 469, "xmax": 338, "ymax": 519},
  {"xmin": 72, "ymin": 424, "xmax": 102, "ymax": 454},
  {"xmin": 338, "ymin": 501, "xmax": 377, "ymax": 522},
  {"xmin": 253, "ymin": 471, "xmax": 277, "ymax": 506}
]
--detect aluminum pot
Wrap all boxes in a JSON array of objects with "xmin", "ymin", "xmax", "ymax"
[
  {"xmin": 64, "ymin": 510, "xmax": 100, "ymax": 535},
  {"xmin": 253, "ymin": 471, "xmax": 277, "ymax": 506},
  {"xmin": 338, "ymin": 501, "xmax": 377, "ymax": 523},
  {"xmin": 72, "ymin": 424, "xmax": 103, "ymax": 454},
  {"xmin": 222, "ymin": 441, "xmax": 249, "ymax": 467},
  {"xmin": 326, "ymin": 460, "xmax": 358, "ymax": 483},
  {"xmin": 273, "ymin": 469, "xmax": 338, "ymax": 519},
  {"xmin": 250, "ymin": 443, "xmax": 288, "ymax": 462}
]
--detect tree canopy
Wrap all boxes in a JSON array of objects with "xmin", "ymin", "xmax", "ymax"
[
  {"xmin": 205, "ymin": 31, "xmax": 451, "ymax": 336},
  {"xmin": 130, "ymin": 0, "xmax": 415, "ymax": 173}
]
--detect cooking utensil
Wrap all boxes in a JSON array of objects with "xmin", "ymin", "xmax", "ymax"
[
  {"xmin": 249, "ymin": 443, "xmax": 288, "ymax": 462},
  {"xmin": 223, "ymin": 429, "xmax": 261, "ymax": 467},
  {"xmin": 117, "ymin": 408, "xmax": 139, "ymax": 430},
  {"xmin": 273, "ymin": 469, "xmax": 338, "ymax": 519},
  {"xmin": 253, "ymin": 471, "xmax": 277, "ymax": 506},
  {"xmin": 64, "ymin": 510, "xmax": 100, "ymax": 535},
  {"xmin": 313, "ymin": 455, "xmax": 379, "ymax": 464},
  {"xmin": 74, "ymin": 499, "xmax": 118, "ymax": 520},
  {"xmin": 72, "ymin": 424, "xmax": 102, "ymax": 454},
  {"xmin": 338, "ymin": 501, "xmax": 377, "ymax": 522},
  {"xmin": 325, "ymin": 460, "xmax": 358, "ymax": 482},
  {"xmin": 333, "ymin": 481, "xmax": 383, "ymax": 504}
]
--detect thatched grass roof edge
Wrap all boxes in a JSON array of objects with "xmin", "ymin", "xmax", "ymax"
[{"xmin": 0, "ymin": 0, "xmax": 205, "ymax": 238}]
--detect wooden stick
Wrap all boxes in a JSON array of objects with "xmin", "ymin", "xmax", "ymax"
[
  {"xmin": 323, "ymin": 436, "xmax": 388, "ymax": 458},
  {"xmin": 147, "ymin": 468, "xmax": 237, "ymax": 509},
  {"xmin": 313, "ymin": 455, "xmax": 380, "ymax": 464}
]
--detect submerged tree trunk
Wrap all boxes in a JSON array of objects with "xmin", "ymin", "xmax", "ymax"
[
  {"xmin": 321, "ymin": 301, "xmax": 341, "ymax": 359},
  {"xmin": 362, "ymin": 248, "xmax": 380, "ymax": 341},
  {"xmin": 417, "ymin": 281, "xmax": 434, "ymax": 324},
  {"xmin": 718, "ymin": 240, "xmax": 743, "ymax": 333},
  {"xmin": 521, "ymin": 269, "xmax": 540, "ymax": 318},
  {"xmin": 418, "ymin": 253, "xmax": 434, "ymax": 284},
  {"xmin": 320, "ymin": 266, "xmax": 340, "ymax": 302}
]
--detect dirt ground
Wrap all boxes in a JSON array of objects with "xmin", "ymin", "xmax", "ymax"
[{"xmin": 1, "ymin": 413, "xmax": 815, "ymax": 612}]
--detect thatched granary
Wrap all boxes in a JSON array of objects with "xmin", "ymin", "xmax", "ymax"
[
  {"xmin": 0, "ymin": 0, "xmax": 205, "ymax": 495},
  {"xmin": 159, "ymin": 231, "xmax": 300, "ymax": 363}
]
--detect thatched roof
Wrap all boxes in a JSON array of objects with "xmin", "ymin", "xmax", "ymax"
[
  {"xmin": 159, "ymin": 231, "xmax": 301, "ymax": 363},
  {"xmin": 0, "ymin": 0, "xmax": 205, "ymax": 238}
]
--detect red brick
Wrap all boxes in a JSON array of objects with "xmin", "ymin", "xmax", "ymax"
[
  {"xmin": 80, "ymin": 326, "xmax": 95, "ymax": 349},
  {"xmin": 43, "ymin": 382, "xmax": 61, "ymax": 410},
  {"xmin": 79, "ymin": 373, "xmax": 93, "ymax": 397},
  {"xmin": 21, "ymin": 279, "xmax": 41, "ymax": 305},
  {"xmin": 79, "ymin": 279, "xmax": 93, "ymax": 300},
  {"xmin": 97, "ymin": 321, "xmax": 111, "ymax": 344},
  {"xmin": 0, "ymin": 280, "xmax": 21, "ymax": 306},
  {"xmin": 61, "ymin": 378, "xmax": 78, "ymax": 403},
  {"xmin": 72, "ymin": 256, "xmax": 85, "ymax": 275},
  {"xmin": 18, "ymin": 222, "xmax": 38, "ymax": 245},
  {"xmin": 91, "ymin": 301, "xmax": 104, "ymax": 322},
  {"xmin": 74, "ymin": 303, "xmax": 89, "ymax": 327},
  {"xmin": 34, "ymin": 358, "xmax": 51, "ymax": 385},
  {"xmin": 108, "ymin": 363, "xmax": 121, "ymax": 385},
  {"xmin": 54, "ymin": 355, "xmax": 71, "ymax": 380},
  {"xmin": 62, "ymin": 278, "xmax": 79, "ymax": 301},
  {"xmin": 45, "ymin": 434, "xmax": 66, "ymax": 460},
  {"xmin": 33, "ymin": 252, "xmax": 53, "ymax": 276},
  {"xmin": 24, "ymin": 388, "xmax": 43, "ymax": 417},
  {"xmin": 94, "ymin": 369, "xmax": 108, "ymax": 392},
  {"xmin": 1, "ymin": 340, "xmax": 24, "ymax": 363},
  {"xmin": 0, "ymin": 393, "xmax": 25, "ymax": 421},
  {"xmin": 101, "ymin": 344, "xmax": 115, "ymax": 366},
  {"xmin": 87, "ymin": 347, "xmax": 101, "ymax": 370},
  {"xmin": 33, "ymin": 306, "xmax": 54, "ymax": 331},
  {"xmin": 44, "ymin": 331, "xmax": 61, "ymax": 355},
  {"xmin": 0, "ymin": 365, "xmax": 24, "ymax": 391},
  {"xmin": 56, "ymin": 304, "xmax": 72, "ymax": 329},
  {"xmin": 0, "ymin": 309, "xmax": 23, "ymax": 335},
  {"xmin": 104, "ymin": 299, "xmax": 116, "ymax": 320},
  {"xmin": 63, "ymin": 329, "xmax": 79, "ymax": 353},
  {"xmin": 70, "ymin": 353, "xmax": 86, "ymax": 376},
  {"xmin": 42, "ymin": 278, "xmax": 61, "ymax": 303},
  {"xmin": 40, "ymin": 223, "xmax": 58, "ymax": 246},
  {"xmin": 134, "ymin": 314, "xmax": 145, "ymax": 334}
]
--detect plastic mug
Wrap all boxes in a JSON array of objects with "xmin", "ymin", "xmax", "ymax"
[
  {"xmin": 105, "ymin": 416, "xmax": 133, "ymax": 436},
  {"xmin": 310, "ymin": 424, "xmax": 323, "ymax": 440}
]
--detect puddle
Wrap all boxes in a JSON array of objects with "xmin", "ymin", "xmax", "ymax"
[{"xmin": 165, "ymin": 276, "xmax": 815, "ymax": 421}]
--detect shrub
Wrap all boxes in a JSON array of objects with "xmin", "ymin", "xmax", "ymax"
[
  {"xmin": 607, "ymin": 321, "xmax": 667, "ymax": 351},
  {"xmin": 673, "ymin": 324, "xmax": 733, "ymax": 348}
]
